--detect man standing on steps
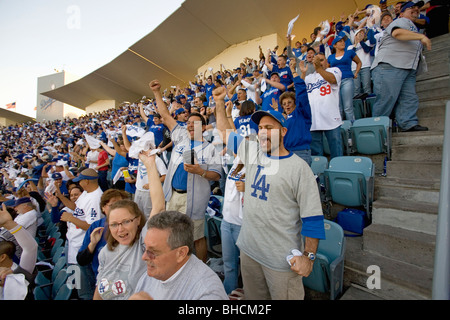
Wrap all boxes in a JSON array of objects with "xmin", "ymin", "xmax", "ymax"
[{"xmin": 371, "ymin": 1, "xmax": 431, "ymax": 132}]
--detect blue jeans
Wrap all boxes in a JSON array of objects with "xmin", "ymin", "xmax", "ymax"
[
  {"xmin": 220, "ymin": 220, "xmax": 241, "ymax": 294},
  {"xmin": 98, "ymin": 170, "xmax": 109, "ymax": 191},
  {"xmin": 354, "ymin": 67, "xmax": 372, "ymax": 96},
  {"xmin": 292, "ymin": 149, "xmax": 312, "ymax": 167},
  {"xmin": 311, "ymin": 127, "xmax": 343, "ymax": 159},
  {"xmin": 371, "ymin": 63, "xmax": 419, "ymax": 130},
  {"xmin": 340, "ymin": 77, "xmax": 355, "ymax": 121}
]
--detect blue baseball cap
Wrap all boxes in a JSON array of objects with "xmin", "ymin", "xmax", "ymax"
[
  {"xmin": 331, "ymin": 35, "xmax": 345, "ymax": 47},
  {"xmin": 401, "ymin": 1, "xmax": 424, "ymax": 12},
  {"xmin": 13, "ymin": 197, "xmax": 32, "ymax": 207},
  {"xmin": 51, "ymin": 172, "xmax": 62, "ymax": 180},
  {"xmin": 72, "ymin": 168, "xmax": 98, "ymax": 182},
  {"xmin": 174, "ymin": 108, "xmax": 186, "ymax": 116},
  {"xmin": 251, "ymin": 109, "xmax": 286, "ymax": 128}
]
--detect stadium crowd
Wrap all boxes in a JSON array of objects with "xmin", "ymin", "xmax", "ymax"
[{"xmin": 0, "ymin": 0, "xmax": 448, "ymax": 300}]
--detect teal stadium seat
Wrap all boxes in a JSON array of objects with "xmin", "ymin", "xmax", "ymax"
[
  {"xmin": 350, "ymin": 116, "xmax": 391, "ymax": 158},
  {"xmin": 340, "ymin": 120, "xmax": 353, "ymax": 155},
  {"xmin": 302, "ymin": 220, "xmax": 346, "ymax": 300},
  {"xmin": 324, "ymin": 156, "xmax": 375, "ymax": 218},
  {"xmin": 364, "ymin": 95, "xmax": 376, "ymax": 116},
  {"xmin": 353, "ymin": 99, "xmax": 365, "ymax": 119},
  {"xmin": 34, "ymin": 268, "xmax": 70, "ymax": 300},
  {"xmin": 205, "ymin": 195, "xmax": 224, "ymax": 256}
]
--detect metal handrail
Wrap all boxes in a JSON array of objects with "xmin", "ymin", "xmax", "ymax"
[{"xmin": 432, "ymin": 101, "xmax": 450, "ymax": 300}]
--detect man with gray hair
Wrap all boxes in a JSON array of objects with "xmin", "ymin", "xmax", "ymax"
[{"xmin": 130, "ymin": 210, "xmax": 228, "ymax": 300}]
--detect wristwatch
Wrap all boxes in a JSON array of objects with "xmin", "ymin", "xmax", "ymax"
[{"xmin": 303, "ymin": 251, "xmax": 316, "ymax": 261}]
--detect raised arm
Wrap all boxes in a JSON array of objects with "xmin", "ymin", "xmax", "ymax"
[
  {"xmin": 212, "ymin": 86, "xmax": 232, "ymax": 145},
  {"xmin": 139, "ymin": 102, "xmax": 149, "ymax": 123},
  {"xmin": 149, "ymin": 80, "xmax": 177, "ymax": 132},
  {"xmin": 138, "ymin": 151, "xmax": 165, "ymax": 218},
  {"xmin": 0, "ymin": 204, "xmax": 37, "ymax": 274}
]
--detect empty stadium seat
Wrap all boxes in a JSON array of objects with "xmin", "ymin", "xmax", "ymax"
[
  {"xmin": 353, "ymin": 99, "xmax": 365, "ymax": 119},
  {"xmin": 364, "ymin": 95, "xmax": 376, "ymax": 116},
  {"xmin": 324, "ymin": 156, "xmax": 375, "ymax": 218},
  {"xmin": 205, "ymin": 195, "xmax": 223, "ymax": 256},
  {"xmin": 340, "ymin": 120, "xmax": 353, "ymax": 155},
  {"xmin": 350, "ymin": 116, "xmax": 391, "ymax": 158},
  {"xmin": 302, "ymin": 220, "xmax": 346, "ymax": 300}
]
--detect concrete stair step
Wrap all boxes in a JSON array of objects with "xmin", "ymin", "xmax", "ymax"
[
  {"xmin": 419, "ymin": 117, "xmax": 445, "ymax": 132},
  {"xmin": 339, "ymin": 284, "xmax": 385, "ymax": 300},
  {"xmin": 391, "ymin": 130, "xmax": 444, "ymax": 146},
  {"xmin": 363, "ymin": 223, "xmax": 436, "ymax": 269},
  {"xmin": 391, "ymin": 144, "xmax": 443, "ymax": 161},
  {"xmin": 426, "ymin": 32, "xmax": 450, "ymax": 47},
  {"xmin": 417, "ymin": 103, "xmax": 446, "ymax": 119},
  {"xmin": 416, "ymin": 76, "xmax": 450, "ymax": 102},
  {"xmin": 386, "ymin": 160, "xmax": 442, "ymax": 180},
  {"xmin": 374, "ymin": 175, "xmax": 441, "ymax": 190},
  {"xmin": 374, "ymin": 180, "xmax": 440, "ymax": 204},
  {"xmin": 344, "ymin": 248, "xmax": 433, "ymax": 299},
  {"xmin": 417, "ymin": 46, "xmax": 450, "ymax": 81},
  {"xmin": 372, "ymin": 197, "xmax": 438, "ymax": 235}
]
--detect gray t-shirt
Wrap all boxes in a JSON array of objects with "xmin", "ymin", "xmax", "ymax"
[
  {"xmin": 96, "ymin": 231, "xmax": 146, "ymax": 300},
  {"xmin": 134, "ymin": 255, "xmax": 228, "ymax": 300},
  {"xmin": 237, "ymin": 140, "xmax": 324, "ymax": 272},
  {"xmin": 371, "ymin": 17, "xmax": 422, "ymax": 70}
]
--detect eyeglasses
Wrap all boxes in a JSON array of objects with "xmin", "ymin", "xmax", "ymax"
[
  {"xmin": 144, "ymin": 246, "xmax": 180, "ymax": 260},
  {"xmin": 108, "ymin": 217, "xmax": 138, "ymax": 230}
]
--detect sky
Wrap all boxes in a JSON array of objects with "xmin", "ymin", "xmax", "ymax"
[{"xmin": 0, "ymin": 0, "xmax": 184, "ymax": 118}]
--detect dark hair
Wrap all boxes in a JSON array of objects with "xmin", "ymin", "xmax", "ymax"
[
  {"xmin": 146, "ymin": 211, "xmax": 194, "ymax": 255},
  {"xmin": 0, "ymin": 241, "xmax": 15, "ymax": 260},
  {"xmin": 239, "ymin": 100, "xmax": 256, "ymax": 117},
  {"xmin": 188, "ymin": 112, "xmax": 207, "ymax": 126}
]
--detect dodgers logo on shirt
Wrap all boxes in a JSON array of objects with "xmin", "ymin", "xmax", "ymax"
[
  {"xmin": 98, "ymin": 278, "xmax": 109, "ymax": 294},
  {"xmin": 174, "ymin": 144, "xmax": 186, "ymax": 155},
  {"xmin": 90, "ymin": 208, "xmax": 98, "ymax": 219},
  {"xmin": 73, "ymin": 207, "xmax": 84, "ymax": 217},
  {"xmin": 250, "ymin": 165, "xmax": 270, "ymax": 201}
]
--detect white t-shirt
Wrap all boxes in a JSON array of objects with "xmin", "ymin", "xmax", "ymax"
[
  {"xmin": 14, "ymin": 209, "xmax": 38, "ymax": 238},
  {"xmin": 86, "ymin": 150, "xmax": 100, "ymax": 170},
  {"xmin": 305, "ymin": 67, "xmax": 343, "ymax": 131},
  {"xmin": 67, "ymin": 187, "xmax": 103, "ymax": 264},
  {"xmin": 135, "ymin": 156, "xmax": 167, "ymax": 191},
  {"xmin": 222, "ymin": 156, "xmax": 245, "ymax": 226},
  {"xmin": 350, "ymin": 40, "xmax": 373, "ymax": 70}
]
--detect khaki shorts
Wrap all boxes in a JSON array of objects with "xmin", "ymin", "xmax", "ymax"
[
  {"xmin": 167, "ymin": 190, "xmax": 205, "ymax": 241},
  {"xmin": 240, "ymin": 251, "xmax": 305, "ymax": 300}
]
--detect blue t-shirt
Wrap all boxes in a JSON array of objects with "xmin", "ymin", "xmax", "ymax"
[
  {"xmin": 171, "ymin": 140, "xmax": 202, "ymax": 191},
  {"xmin": 204, "ymin": 83, "xmax": 215, "ymax": 103},
  {"xmin": 283, "ymin": 76, "xmax": 312, "ymax": 151},
  {"xmin": 272, "ymin": 65, "xmax": 294, "ymax": 89},
  {"xmin": 261, "ymin": 84, "xmax": 286, "ymax": 111},
  {"xmin": 328, "ymin": 49, "xmax": 357, "ymax": 79},
  {"xmin": 146, "ymin": 116, "xmax": 164, "ymax": 147},
  {"xmin": 111, "ymin": 152, "xmax": 130, "ymax": 183},
  {"xmin": 78, "ymin": 218, "xmax": 107, "ymax": 275},
  {"xmin": 234, "ymin": 115, "xmax": 258, "ymax": 137},
  {"xmin": 292, "ymin": 47, "xmax": 302, "ymax": 58}
]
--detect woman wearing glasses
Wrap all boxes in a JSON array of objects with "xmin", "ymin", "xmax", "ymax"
[{"xmin": 93, "ymin": 150, "xmax": 165, "ymax": 300}]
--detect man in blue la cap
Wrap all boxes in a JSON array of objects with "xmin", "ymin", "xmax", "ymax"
[
  {"xmin": 213, "ymin": 86, "xmax": 325, "ymax": 300},
  {"xmin": 173, "ymin": 107, "xmax": 188, "ymax": 126}
]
